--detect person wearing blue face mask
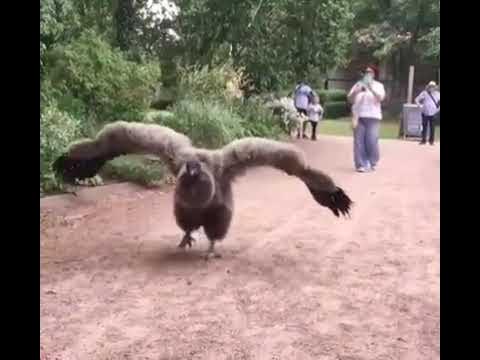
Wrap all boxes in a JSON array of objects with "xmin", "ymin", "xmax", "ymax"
[{"xmin": 348, "ymin": 66, "xmax": 386, "ymax": 173}]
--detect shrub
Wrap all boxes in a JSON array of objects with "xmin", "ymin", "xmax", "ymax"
[
  {"xmin": 101, "ymin": 156, "xmax": 167, "ymax": 187},
  {"xmin": 273, "ymin": 89, "xmax": 292, "ymax": 98},
  {"xmin": 40, "ymin": 100, "xmax": 82, "ymax": 192},
  {"xmin": 151, "ymin": 86, "xmax": 177, "ymax": 110},
  {"xmin": 143, "ymin": 110, "xmax": 175, "ymax": 123},
  {"xmin": 326, "ymin": 89, "xmax": 348, "ymax": 102},
  {"xmin": 232, "ymin": 98, "xmax": 284, "ymax": 139},
  {"xmin": 324, "ymin": 101, "xmax": 349, "ymax": 119},
  {"xmin": 44, "ymin": 30, "xmax": 161, "ymax": 122},
  {"xmin": 161, "ymin": 100, "xmax": 245, "ymax": 148},
  {"xmin": 177, "ymin": 62, "xmax": 245, "ymax": 103},
  {"xmin": 317, "ymin": 89, "xmax": 348, "ymax": 104}
]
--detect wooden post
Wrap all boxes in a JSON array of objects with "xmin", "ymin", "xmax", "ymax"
[{"xmin": 407, "ymin": 65, "xmax": 414, "ymax": 104}]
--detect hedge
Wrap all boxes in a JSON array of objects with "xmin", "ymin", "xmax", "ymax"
[{"xmin": 324, "ymin": 101, "xmax": 349, "ymax": 119}]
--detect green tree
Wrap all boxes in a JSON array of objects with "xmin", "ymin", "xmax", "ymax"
[
  {"xmin": 114, "ymin": 0, "xmax": 136, "ymax": 52},
  {"xmin": 176, "ymin": 0, "xmax": 354, "ymax": 91},
  {"xmin": 40, "ymin": 0, "xmax": 79, "ymax": 70},
  {"xmin": 44, "ymin": 31, "xmax": 161, "ymax": 122},
  {"xmin": 41, "ymin": 0, "xmax": 117, "ymax": 71},
  {"xmin": 419, "ymin": 27, "xmax": 439, "ymax": 63},
  {"xmin": 353, "ymin": 0, "xmax": 440, "ymax": 64},
  {"xmin": 74, "ymin": 0, "xmax": 114, "ymax": 35}
]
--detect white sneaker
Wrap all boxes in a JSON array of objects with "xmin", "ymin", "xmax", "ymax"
[{"xmin": 356, "ymin": 167, "xmax": 368, "ymax": 173}]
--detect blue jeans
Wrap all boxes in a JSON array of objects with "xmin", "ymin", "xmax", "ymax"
[{"xmin": 354, "ymin": 117, "xmax": 380, "ymax": 169}]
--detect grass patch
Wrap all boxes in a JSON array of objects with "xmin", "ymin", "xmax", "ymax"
[
  {"xmin": 101, "ymin": 155, "xmax": 167, "ymax": 187},
  {"xmin": 319, "ymin": 117, "xmax": 440, "ymax": 140}
]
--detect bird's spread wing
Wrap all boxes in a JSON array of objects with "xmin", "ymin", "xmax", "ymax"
[
  {"xmin": 221, "ymin": 138, "xmax": 352, "ymax": 217},
  {"xmin": 53, "ymin": 121, "xmax": 192, "ymax": 183}
]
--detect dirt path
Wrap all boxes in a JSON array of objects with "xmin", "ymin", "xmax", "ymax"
[{"xmin": 40, "ymin": 135, "xmax": 440, "ymax": 360}]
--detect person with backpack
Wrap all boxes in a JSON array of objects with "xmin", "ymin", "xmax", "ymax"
[
  {"xmin": 293, "ymin": 81, "xmax": 314, "ymax": 138},
  {"xmin": 415, "ymin": 81, "xmax": 440, "ymax": 145}
]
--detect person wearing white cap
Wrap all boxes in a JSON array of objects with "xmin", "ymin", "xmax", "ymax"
[{"xmin": 415, "ymin": 81, "xmax": 440, "ymax": 145}]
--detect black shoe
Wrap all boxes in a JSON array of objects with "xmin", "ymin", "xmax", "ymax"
[
  {"xmin": 419, "ymin": 141, "xmax": 426, "ymax": 145},
  {"xmin": 429, "ymin": 142, "xmax": 435, "ymax": 146},
  {"xmin": 311, "ymin": 137, "xmax": 317, "ymax": 141}
]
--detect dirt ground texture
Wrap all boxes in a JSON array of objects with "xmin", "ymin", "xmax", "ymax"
[{"xmin": 40, "ymin": 135, "xmax": 440, "ymax": 360}]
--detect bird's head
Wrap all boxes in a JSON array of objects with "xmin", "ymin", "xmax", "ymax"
[{"xmin": 175, "ymin": 159, "xmax": 215, "ymax": 208}]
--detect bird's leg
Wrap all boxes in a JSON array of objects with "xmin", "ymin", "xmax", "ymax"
[
  {"xmin": 63, "ymin": 183, "xmax": 78, "ymax": 196},
  {"xmin": 204, "ymin": 240, "xmax": 222, "ymax": 260},
  {"xmin": 178, "ymin": 232, "xmax": 196, "ymax": 249}
]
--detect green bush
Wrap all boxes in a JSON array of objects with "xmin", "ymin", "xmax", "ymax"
[
  {"xmin": 317, "ymin": 89, "xmax": 348, "ymax": 104},
  {"xmin": 40, "ymin": 59, "xmax": 286, "ymax": 194},
  {"xmin": 101, "ymin": 156, "xmax": 167, "ymax": 187},
  {"xmin": 177, "ymin": 62, "xmax": 245, "ymax": 103},
  {"xmin": 273, "ymin": 89, "xmax": 293, "ymax": 98},
  {"xmin": 174, "ymin": 63, "xmax": 283, "ymax": 140},
  {"xmin": 324, "ymin": 101, "xmax": 349, "ymax": 119},
  {"xmin": 151, "ymin": 86, "xmax": 177, "ymax": 110},
  {"xmin": 143, "ymin": 110, "xmax": 175, "ymax": 123},
  {"xmin": 44, "ymin": 30, "xmax": 161, "ymax": 122},
  {"xmin": 161, "ymin": 100, "xmax": 245, "ymax": 148},
  {"xmin": 232, "ymin": 98, "xmax": 283, "ymax": 139},
  {"xmin": 40, "ymin": 100, "xmax": 82, "ymax": 192},
  {"xmin": 270, "ymin": 88, "xmax": 348, "ymax": 105},
  {"xmin": 327, "ymin": 89, "xmax": 348, "ymax": 102}
]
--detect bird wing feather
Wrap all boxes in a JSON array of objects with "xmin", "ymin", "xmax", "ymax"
[
  {"xmin": 52, "ymin": 121, "xmax": 192, "ymax": 183},
  {"xmin": 220, "ymin": 138, "xmax": 352, "ymax": 217}
]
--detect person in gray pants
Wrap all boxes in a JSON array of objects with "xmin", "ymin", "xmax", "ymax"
[{"xmin": 348, "ymin": 66, "xmax": 386, "ymax": 172}]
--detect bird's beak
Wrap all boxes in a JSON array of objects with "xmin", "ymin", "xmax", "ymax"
[{"xmin": 187, "ymin": 165, "xmax": 199, "ymax": 177}]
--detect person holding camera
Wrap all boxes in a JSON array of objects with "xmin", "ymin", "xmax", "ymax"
[
  {"xmin": 348, "ymin": 66, "xmax": 386, "ymax": 172},
  {"xmin": 415, "ymin": 81, "xmax": 440, "ymax": 145}
]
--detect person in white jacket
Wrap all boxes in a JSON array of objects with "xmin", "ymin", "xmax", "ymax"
[
  {"xmin": 415, "ymin": 81, "xmax": 440, "ymax": 145},
  {"xmin": 348, "ymin": 66, "xmax": 386, "ymax": 172}
]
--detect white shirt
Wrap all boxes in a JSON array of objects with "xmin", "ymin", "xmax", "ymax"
[
  {"xmin": 348, "ymin": 80, "xmax": 386, "ymax": 120},
  {"xmin": 415, "ymin": 90, "xmax": 440, "ymax": 116},
  {"xmin": 307, "ymin": 103, "xmax": 323, "ymax": 122}
]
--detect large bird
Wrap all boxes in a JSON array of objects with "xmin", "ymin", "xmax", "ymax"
[{"xmin": 53, "ymin": 121, "xmax": 352, "ymax": 259}]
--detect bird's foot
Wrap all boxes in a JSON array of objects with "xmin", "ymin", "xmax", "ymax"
[
  {"xmin": 204, "ymin": 251, "xmax": 222, "ymax": 261},
  {"xmin": 204, "ymin": 241, "xmax": 221, "ymax": 260},
  {"xmin": 178, "ymin": 233, "xmax": 196, "ymax": 249}
]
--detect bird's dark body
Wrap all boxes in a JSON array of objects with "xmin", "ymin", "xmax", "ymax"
[{"xmin": 174, "ymin": 182, "xmax": 233, "ymax": 243}]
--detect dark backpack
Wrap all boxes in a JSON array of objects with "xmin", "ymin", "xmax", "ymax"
[{"xmin": 307, "ymin": 91, "xmax": 316, "ymax": 104}]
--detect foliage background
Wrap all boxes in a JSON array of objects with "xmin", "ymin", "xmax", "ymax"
[{"xmin": 40, "ymin": 0, "xmax": 439, "ymax": 194}]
